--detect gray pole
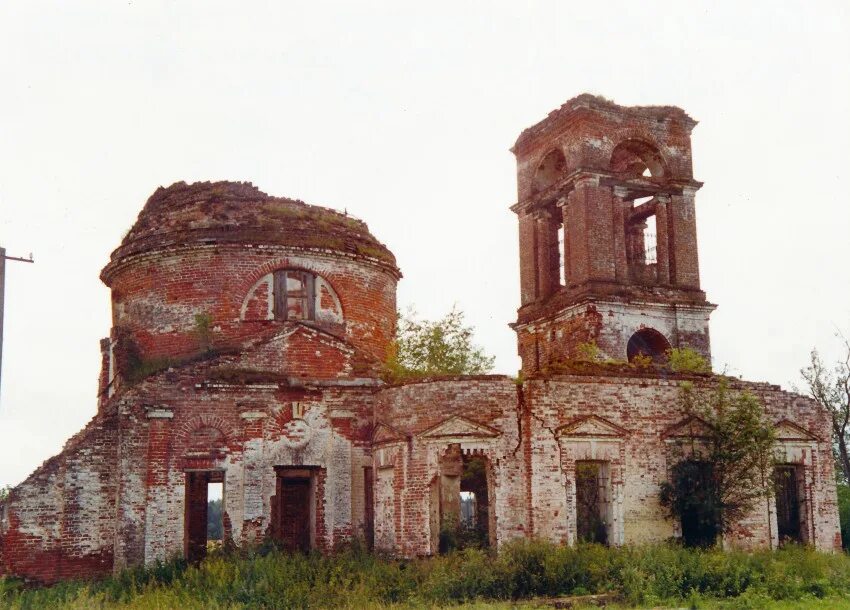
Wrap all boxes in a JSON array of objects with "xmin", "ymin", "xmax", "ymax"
[{"xmin": 0, "ymin": 246, "xmax": 5, "ymax": 403}]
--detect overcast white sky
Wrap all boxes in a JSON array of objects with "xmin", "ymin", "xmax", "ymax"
[{"xmin": 1, "ymin": 1, "xmax": 849, "ymax": 489}]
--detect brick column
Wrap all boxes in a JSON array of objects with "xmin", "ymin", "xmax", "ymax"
[
  {"xmin": 563, "ymin": 183, "xmax": 589, "ymax": 286},
  {"xmin": 611, "ymin": 187, "xmax": 629, "ymax": 282},
  {"xmin": 143, "ymin": 406, "xmax": 173, "ymax": 565},
  {"xmin": 563, "ymin": 175, "xmax": 617, "ymax": 286},
  {"xmin": 517, "ymin": 212, "xmax": 538, "ymax": 304},
  {"xmin": 668, "ymin": 186, "xmax": 701, "ymax": 289}
]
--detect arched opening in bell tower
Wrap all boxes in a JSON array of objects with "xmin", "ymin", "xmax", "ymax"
[
  {"xmin": 626, "ymin": 328, "xmax": 671, "ymax": 363},
  {"xmin": 531, "ymin": 148, "xmax": 566, "ymax": 194},
  {"xmin": 610, "ymin": 139, "xmax": 666, "ymax": 179}
]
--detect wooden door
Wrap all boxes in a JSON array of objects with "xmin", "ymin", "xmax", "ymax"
[
  {"xmin": 185, "ymin": 472, "xmax": 209, "ymax": 562},
  {"xmin": 280, "ymin": 478, "xmax": 311, "ymax": 552}
]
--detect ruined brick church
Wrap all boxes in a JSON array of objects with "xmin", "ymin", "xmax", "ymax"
[{"xmin": 0, "ymin": 95, "xmax": 840, "ymax": 583}]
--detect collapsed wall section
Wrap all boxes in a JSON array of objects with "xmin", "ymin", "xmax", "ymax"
[{"xmin": 0, "ymin": 412, "xmax": 119, "ymax": 583}]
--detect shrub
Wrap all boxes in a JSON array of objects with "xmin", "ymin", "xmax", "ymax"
[{"xmin": 667, "ymin": 347, "xmax": 712, "ymax": 374}]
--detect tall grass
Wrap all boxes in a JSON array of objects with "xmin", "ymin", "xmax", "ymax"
[{"xmin": 2, "ymin": 541, "xmax": 849, "ymax": 609}]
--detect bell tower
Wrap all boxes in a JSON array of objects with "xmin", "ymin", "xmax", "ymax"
[{"xmin": 511, "ymin": 94, "xmax": 715, "ymax": 374}]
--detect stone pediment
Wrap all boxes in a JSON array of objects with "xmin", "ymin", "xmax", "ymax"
[
  {"xmin": 556, "ymin": 415, "xmax": 629, "ymax": 438},
  {"xmin": 417, "ymin": 415, "xmax": 501, "ymax": 440},
  {"xmin": 372, "ymin": 422, "xmax": 405, "ymax": 445},
  {"xmin": 774, "ymin": 419, "xmax": 819, "ymax": 442},
  {"xmin": 661, "ymin": 415, "xmax": 713, "ymax": 440}
]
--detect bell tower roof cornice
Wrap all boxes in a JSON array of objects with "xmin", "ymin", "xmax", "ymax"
[{"xmin": 512, "ymin": 93, "xmax": 697, "ymax": 157}]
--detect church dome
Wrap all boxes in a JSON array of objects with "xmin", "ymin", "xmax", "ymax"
[{"xmin": 102, "ymin": 181, "xmax": 396, "ymax": 280}]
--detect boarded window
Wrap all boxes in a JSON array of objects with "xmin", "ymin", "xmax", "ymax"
[
  {"xmin": 575, "ymin": 461, "xmax": 610, "ymax": 544},
  {"xmin": 273, "ymin": 270, "xmax": 316, "ymax": 321}
]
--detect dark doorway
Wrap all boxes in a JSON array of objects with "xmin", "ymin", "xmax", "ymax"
[
  {"xmin": 774, "ymin": 465, "xmax": 803, "ymax": 544},
  {"xmin": 672, "ymin": 459, "xmax": 719, "ymax": 548},
  {"xmin": 575, "ymin": 461, "xmax": 609, "ymax": 544},
  {"xmin": 272, "ymin": 467, "xmax": 315, "ymax": 553},
  {"xmin": 184, "ymin": 471, "xmax": 224, "ymax": 562},
  {"xmin": 459, "ymin": 453, "xmax": 490, "ymax": 548}
]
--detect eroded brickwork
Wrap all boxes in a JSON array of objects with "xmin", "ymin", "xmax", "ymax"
[
  {"xmin": 511, "ymin": 95, "xmax": 714, "ymax": 371},
  {"xmin": 0, "ymin": 96, "xmax": 841, "ymax": 584}
]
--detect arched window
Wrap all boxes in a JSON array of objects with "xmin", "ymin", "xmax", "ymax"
[
  {"xmin": 626, "ymin": 328, "xmax": 671, "ymax": 363},
  {"xmin": 273, "ymin": 269, "xmax": 317, "ymax": 321},
  {"xmin": 610, "ymin": 139, "xmax": 666, "ymax": 179},
  {"xmin": 241, "ymin": 268, "xmax": 343, "ymax": 325},
  {"xmin": 531, "ymin": 149, "xmax": 567, "ymax": 194}
]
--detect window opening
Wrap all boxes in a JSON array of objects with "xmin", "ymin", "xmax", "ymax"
[
  {"xmin": 460, "ymin": 454, "xmax": 490, "ymax": 548},
  {"xmin": 626, "ymin": 198, "xmax": 657, "ymax": 269},
  {"xmin": 273, "ymin": 270, "xmax": 316, "ymax": 321},
  {"xmin": 610, "ymin": 139, "xmax": 665, "ymax": 179},
  {"xmin": 207, "ymin": 482, "xmax": 223, "ymax": 550},
  {"xmin": 643, "ymin": 215, "xmax": 657, "ymax": 265},
  {"xmin": 532, "ymin": 149, "xmax": 567, "ymax": 194},
  {"xmin": 575, "ymin": 461, "xmax": 610, "ymax": 544},
  {"xmin": 774, "ymin": 465, "xmax": 803, "ymax": 545},
  {"xmin": 460, "ymin": 491, "xmax": 477, "ymax": 527},
  {"xmin": 557, "ymin": 224, "xmax": 566, "ymax": 286}
]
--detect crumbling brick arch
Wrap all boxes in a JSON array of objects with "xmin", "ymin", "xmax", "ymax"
[
  {"xmin": 173, "ymin": 414, "xmax": 241, "ymax": 461},
  {"xmin": 238, "ymin": 262, "xmax": 344, "ymax": 325},
  {"xmin": 531, "ymin": 147, "xmax": 567, "ymax": 194},
  {"xmin": 610, "ymin": 137, "xmax": 668, "ymax": 179}
]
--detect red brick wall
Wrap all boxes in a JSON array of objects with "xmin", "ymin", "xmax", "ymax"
[
  {"xmin": 374, "ymin": 377, "xmax": 527, "ymax": 556},
  {"xmin": 105, "ymin": 245, "xmax": 398, "ymax": 377},
  {"xmin": 512, "ymin": 96, "xmax": 712, "ymax": 375},
  {"xmin": 521, "ymin": 375, "xmax": 840, "ymax": 550}
]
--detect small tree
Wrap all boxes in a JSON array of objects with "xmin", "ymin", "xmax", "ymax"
[
  {"xmin": 666, "ymin": 347, "xmax": 711, "ymax": 374},
  {"xmin": 660, "ymin": 380, "xmax": 776, "ymax": 547},
  {"xmin": 385, "ymin": 306, "xmax": 495, "ymax": 382},
  {"xmin": 800, "ymin": 338, "xmax": 850, "ymax": 483}
]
